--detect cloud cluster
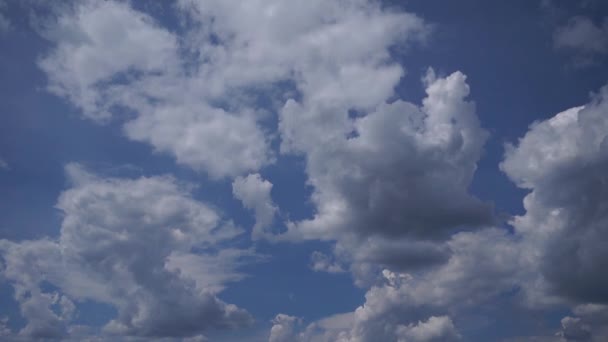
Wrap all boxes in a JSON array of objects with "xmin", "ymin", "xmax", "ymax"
[
  {"xmin": 183, "ymin": 0, "xmax": 491, "ymax": 291},
  {"xmin": 268, "ymin": 78, "xmax": 608, "ymax": 341},
  {"xmin": 38, "ymin": 0, "xmax": 474, "ymax": 291},
  {"xmin": 269, "ymin": 314, "xmax": 302, "ymax": 342},
  {"xmin": 36, "ymin": 0, "xmax": 429, "ymax": 180},
  {"xmin": 0, "ymin": 164, "xmax": 255, "ymax": 339}
]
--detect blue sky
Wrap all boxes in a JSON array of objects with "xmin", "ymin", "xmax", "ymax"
[{"xmin": 1, "ymin": 1, "xmax": 608, "ymax": 341}]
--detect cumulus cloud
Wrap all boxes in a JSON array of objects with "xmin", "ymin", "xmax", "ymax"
[
  {"xmin": 36, "ymin": 0, "xmax": 273, "ymax": 179},
  {"xmin": 22, "ymin": 1, "xmax": 603, "ymax": 341},
  {"xmin": 33, "ymin": 0, "xmax": 431, "ymax": 179},
  {"xmin": 269, "ymin": 314, "xmax": 302, "ymax": 342},
  {"xmin": 37, "ymin": 0, "xmax": 179, "ymax": 122},
  {"xmin": 282, "ymin": 70, "xmax": 491, "ymax": 239},
  {"xmin": 277, "ymin": 69, "xmax": 493, "ymax": 284},
  {"xmin": 0, "ymin": 164, "xmax": 256, "ymax": 339},
  {"xmin": 29, "ymin": 0, "xmax": 474, "ymax": 282},
  {"xmin": 29, "ymin": 1, "xmax": 491, "ymax": 340},
  {"xmin": 34, "ymin": 0, "xmax": 460, "ymax": 287},
  {"xmin": 232, "ymin": 173, "xmax": 278, "ymax": 239},
  {"xmin": 502, "ymin": 83, "xmax": 608, "ymax": 304},
  {"xmin": 271, "ymin": 227, "xmax": 523, "ymax": 342},
  {"xmin": 395, "ymin": 316, "xmax": 460, "ymax": 342}
]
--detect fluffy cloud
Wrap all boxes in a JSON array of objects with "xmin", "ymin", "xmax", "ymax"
[
  {"xmin": 271, "ymin": 227, "xmax": 522, "ymax": 342},
  {"xmin": 157, "ymin": 0, "xmax": 457, "ymax": 284},
  {"xmin": 31, "ymin": 1, "xmax": 492, "ymax": 340},
  {"xmin": 35, "ymin": 0, "xmax": 431, "ymax": 179},
  {"xmin": 269, "ymin": 314, "xmax": 302, "ymax": 342},
  {"xmin": 0, "ymin": 164, "xmax": 256, "ymax": 339},
  {"xmin": 501, "ymin": 83, "xmax": 608, "ymax": 304},
  {"xmin": 278, "ymin": 69, "xmax": 493, "ymax": 283},
  {"xmin": 177, "ymin": 0, "xmax": 428, "ymax": 97},
  {"xmin": 395, "ymin": 316, "xmax": 460, "ymax": 342},
  {"xmin": 232, "ymin": 173, "xmax": 277, "ymax": 239},
  {"xmin": 38, "ymin": 0, "xmax": 179, "ymax": 122},
  {"xmin": 24, "ymin": 1, "xmax": 606, "ymax": 341},
  {"xmin": 196, "ymin": 3, "xmax": 510, "ymax": 337},
  {"xmin": 37, "ymin": 0, "xmax": 273, "ymax": 179},
  {"xmin": 283, "ymin": 70, "xmax": 491, "ymax": 238}
]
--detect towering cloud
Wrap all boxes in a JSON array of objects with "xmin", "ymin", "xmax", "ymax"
[{"xmin": 279, "ymin": 70, "xmax": 494, "ymax": 284}]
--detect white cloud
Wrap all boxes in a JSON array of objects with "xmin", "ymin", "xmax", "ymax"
[
  {"xmin": 232, "ymin": 173, "xmax": 277, "ymax": 239},
  {"xmin": 127, "ymin": 1, "xmax": 480, "ymax": 290},
  {"xmin": 203, "ymin": 4, "xmax": 510, "ymax": 334},
  {"xmin": 37, "ymin": 0, "xmax": 273, "ymax": 179},
  {"xmin": 501, "ymin": 83, "xmax": 608, "ymax": 304},
  {"xmin": 269, "ymin": 314, "xmax": 301, "ymax": 342},
  {"xmin": 0, "ymin": 164, "xmax": 256, "ymax": 339},
  {"xmin": 24, "ymin": 1, "xmax": 594, "ymax": 340},
  {"xmin": 0, "ymin": 158, "xmax": 8, "ymax": 170},
  {"xmin": 396, "ymin": 316, "xmax": 460, "ymax": 342}
]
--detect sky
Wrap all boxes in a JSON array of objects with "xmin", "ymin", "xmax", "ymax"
[{"xmin": 0, "ymin": 0, "xmax": 608, "ymax": 341}]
